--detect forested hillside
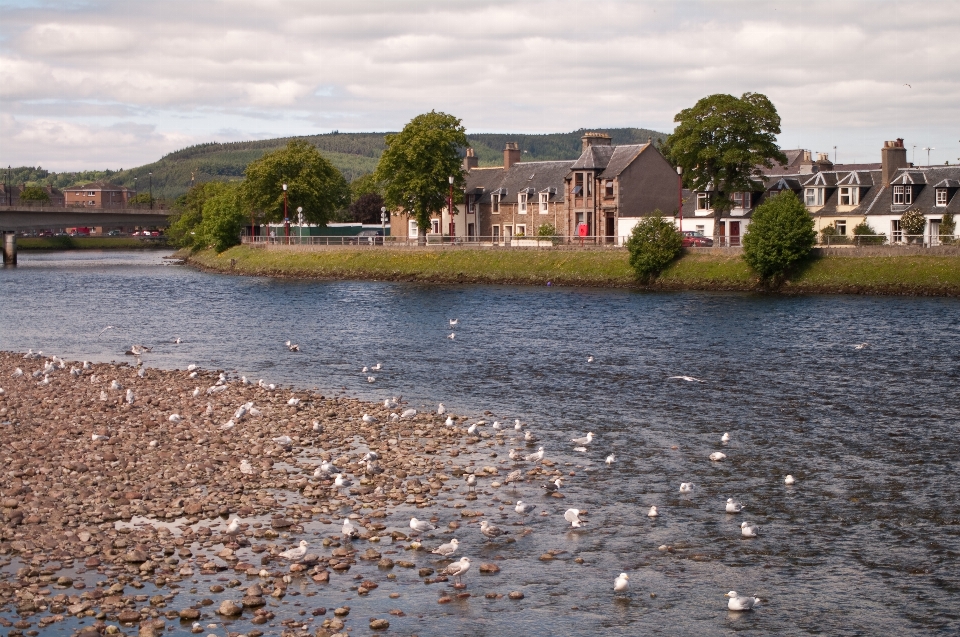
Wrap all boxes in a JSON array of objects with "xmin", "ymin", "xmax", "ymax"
[{"xmin": 6, "ymin": 127, "xmax": 666, "ymax": 201}]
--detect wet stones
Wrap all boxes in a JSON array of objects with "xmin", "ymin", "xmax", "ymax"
[
  {"xmin": 479, "ymin": 563, "xmax": 501, "ymax": 574},
  {"xmin": 216, "ymin": 599, "xmax": 241, "ymax": 616},
  {"xmin": 508, "ymin": 591, "xmax": 525, "ymax": 600},
  {"xmin": 370, "ymin": 618, "xmax": 389, "ymax": 630}
]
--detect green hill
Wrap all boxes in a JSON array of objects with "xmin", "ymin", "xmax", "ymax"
[{"xmin": 6, "ymin": 127, "xmax": 666, "ymax": 201}]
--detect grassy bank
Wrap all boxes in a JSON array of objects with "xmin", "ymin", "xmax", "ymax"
[
  {"xmin": 17, "ymin": 236, "xmax": 170, "ymax": 250},
  {"xmin": 182, "ymin": 246, "xmax": 960, "ymax": 296}
]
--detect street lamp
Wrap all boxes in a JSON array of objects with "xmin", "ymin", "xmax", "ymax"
[
  {"xmin": 133, "ymin": 177, "xmax": 137, "ymax": 208},
  {"xmin": 297, "ymin": 206, "xmax": 303, "ymax": 243},
  {"xmin": 448, "ymin": 175, "xmax": 455, "ymax": 242},
  {"xmin": 676, "ymin": 166, "xmax": 683, "ymax": 235},
  {"xmin": 380, "ymin": 206, "xmax": 387, "ymax": 242},
  {"xmin": 148, "ymin": 172, "xmax": 153, "ymax": 210},
  {"xmin": 282, "ymin": 183, "xmax": 289, "ymax": 242}
]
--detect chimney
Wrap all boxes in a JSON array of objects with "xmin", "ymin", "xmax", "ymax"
[
  {"xmin": 503, "ymin": 142, "xmax": 520, "ymax": 170},
  {"xmin": 881, "ymin": 138, "xmax": 908, "ymax": 186},
  {"xmin": 463, "ymin": 147, "xmax": 479, "ymax": 172},
  {"xmin": 581, "ymin": 132, "xmax": 612, "ymax": 152},
  {"xmin": 799, "ymin": 150, "xmax": 817, "ymax": 174},
  {"xmin": 815, "ymin": 152, "xmax": 834, "ymax": 170}
]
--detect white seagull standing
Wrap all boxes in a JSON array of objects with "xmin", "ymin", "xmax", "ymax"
[
  {"xmin": 525, "ymin": 447, "xmax": 545, "ymax": 463},
  {"xmin": 725, "ymin": 591, "xmax": 760, "ymax": 611},
  {"xmin": 571, "ymin": 432, "xmax": 594, "ymax": 445},
  {"xmin": 564, "ymin": 508, "xmax": 585, "ymax": 528},
  {"xmin": 445, "ymin": 556, "xmax": 471, "ymax": 587},
  {"xmin": 647, "ymin": 506, "xmax": 659, "ymax": 518},
  {"xmin": 449, "ymin": 318, "xmax": 459, "ymax": 326},
  {"xmin": 225, "ymin": 518, "xmax": 241, "ymax": 535},
  {"xmin": 605, "ymin": 453, "xmax": 616, "ymax": 465},
  {"xmin": 409, "ymin": 517, "xmax": 436, "ymax": 535},
  {"xmin": 278, "ymin": 540, "xmax": 308, "ymax": 560},
  {"xmin": 515, "ymin": 500, "xmax": 537, "ymax": 523},
  {"xmin": 679, "ymin": 482, "xmax": 694, "ymax": 494},
  {"xmin": 721, "ymin": 432, "xmax": 730, "ymax": 443},
  {"xmin": 614, "ymin": 573, "xmax": 630, "ymax": 593},
  {"xmin": 431, "ymin": 538, "xmax": 460, "ymax": 557},
  {"xmin": 437, "ymin": 403, "xmax": 446, "ymax": 415}
]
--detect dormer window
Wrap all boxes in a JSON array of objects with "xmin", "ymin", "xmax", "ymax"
[
  {"xmin": 936, "ymin": 188, "xmax": 948, "ymax": 206},
  {"xmin": 573, "ymin": 173, "xmax": 583, "ymax": 197},
  {"xmin": 805, "ymin": 188, "xmax": 824, "ymax": 206},
  {"xmin": 839, "ymin": 186, "xmax": 859, "ymax": 206},
  {"xmin": 893, "ymin": 185, "xmax": 912, "ymax": 205},
  {"xmin": 518, "ymin": 192, "xmax": 528, "ymax": 214},
  {"xmin": 697, "ymin": 193, "xmax": 712, "ymax": 210},
  {"xmin": 732, "ymin": 192, "xmax": 750, "ymax": 209},
  {"xmin": 539, "ymin": 192, "xmax": 549, "ymax": 214}
]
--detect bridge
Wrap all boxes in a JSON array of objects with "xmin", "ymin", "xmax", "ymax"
[{"xmin": 0, "ymin": 205, "xmax": 171, "ymax": 232}]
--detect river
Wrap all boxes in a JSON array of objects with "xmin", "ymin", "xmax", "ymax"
[{"xmin": 2, "ymin": 250, "xmax": 959, "ymax": 635}]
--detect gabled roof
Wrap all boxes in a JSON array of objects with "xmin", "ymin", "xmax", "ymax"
[
  {"xmin": 802, "ymin": 172, "xmax": 838, "ymax": 187},
  {"xmin": 464, "ymin": 161, "xmax": 572, "ymax": 204},
  {"xmin": 570, "ymin": 145, "xmax": 616, "ymax": 171},
  {"xmin": 933, "ymin": 178, "xmax": 960, "ymax": 188},
  {"xmin": 836, "ymin": 171, "xmax": 878, "ymax": 186},
  {"xmin": 769, "ymin": 176, "xmax": 803, "ymax": 192},
  {"xmin": 890, "ymin": 171, "xmax": 927, "ymax": 185},
  {"xmin": 569, "ymin": 142, "xmax": 653, "ymax": 178},
  {"xmin": 64, "ymin": 181, "xmax": 129, "ymax": 192}
]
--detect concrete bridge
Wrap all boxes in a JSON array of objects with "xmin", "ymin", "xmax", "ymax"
[{"xmin": 0, "ymin": 205, "xmax": 171, "ymax": 232}]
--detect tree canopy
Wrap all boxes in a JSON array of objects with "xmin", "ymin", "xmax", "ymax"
[
  {"xmin": 742, "ymin": 190, "xmax": 816, "ymax": 281},
  {"xmin": 168, "ymin": 181, "xmax": 238, "ymax": 248},
  {"xmin": 18, "ymin": 185, "xmax": 50, "ymax": 202},
  {"xmin": 624, "ymin": 215, "xmax": 683, "ymax": 281},
  {"xmin": 241, "ymin": 139, "xmax": 350, "ymax": 227},
  {"xmin": 665, "ymin": 93, "xmax": 787, "ymax": 237},
  {"xmin": 375, "ymin": 111, "xmax": 468, "ymax": 240}
]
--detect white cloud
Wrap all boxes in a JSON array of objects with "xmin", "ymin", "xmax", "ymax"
[{"xmin": 1, "ymin": 0, "xmax": 958, "ymax": 170}]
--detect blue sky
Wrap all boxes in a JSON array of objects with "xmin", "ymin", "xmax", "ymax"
[{"xmin": 1, "ymin": 0, "xmax": 958, "ymax": 171}]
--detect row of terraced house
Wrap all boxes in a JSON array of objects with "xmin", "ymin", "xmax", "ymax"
[{"xmin": 389, "ymin": 135, "xmax": 959, "ymax": 246}]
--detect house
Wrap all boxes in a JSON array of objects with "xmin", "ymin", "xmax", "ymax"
[
  {"xmin": 63, "ymin": 181, "xmax": 135, "ymax": 208},
  {"xmin": 1, "ymin": 183, "xmax": 65, "ymax": 207}
]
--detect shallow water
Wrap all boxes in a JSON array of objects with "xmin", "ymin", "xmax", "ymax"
[{"xmin": 2, "ymin": 250, "xmax": 960, "ymax": 635}]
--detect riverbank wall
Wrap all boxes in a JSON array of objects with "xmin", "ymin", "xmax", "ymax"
[
  {"xmin": 181, "ymin": 245, "xmax": 960, "ymax": 296},
  {"xmin": 18, "ymin": 237, "xmax": 170, "ymax": 251}
]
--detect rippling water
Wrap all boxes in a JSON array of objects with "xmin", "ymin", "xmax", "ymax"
[{"xmin": 2, "ymin": 250, "xmax": 960, "ymax": 635}]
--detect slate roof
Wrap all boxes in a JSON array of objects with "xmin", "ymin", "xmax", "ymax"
[
  {"xmin": 463, "ymin": 168, "xmax": 504, "ymax": 204},
  {"xmin": 882, "ymin": 165, "xmax": 960, "ymax": 216},
  {"xmin": 64, "ymin": 181, "xmax": 129, "ymax": 192},
  {"xmin": 569, "ymin": 143, "xmax": 652, "ymax": 179},
  {"xmin": 465, "ymin": 161, "xmax": 573, "ymax": 204}
]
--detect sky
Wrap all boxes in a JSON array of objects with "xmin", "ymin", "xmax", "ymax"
[{"xmin": 1, "ymin": 0, "xmax": 958, "ymax": 172}]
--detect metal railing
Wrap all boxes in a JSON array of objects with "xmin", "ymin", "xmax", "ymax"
[
  {"xmin": 242, "ymin": 234, "xmax": 629, "ymax": 248},
  {"xmin": 818, "ymin": 234, "xmax": 958, "ymax": 247}
]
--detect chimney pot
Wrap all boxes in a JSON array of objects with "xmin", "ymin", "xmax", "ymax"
[
  {"xmin": 881, "ymin": 138, "xmax": 909, "ymax": 186},
  {"xmin": 580, "ymin": 132, "xmax": 612, "ymax": 152},
  {"xmin": 503, "ymin": 142, "xmax": 521, "ymax": 170}
]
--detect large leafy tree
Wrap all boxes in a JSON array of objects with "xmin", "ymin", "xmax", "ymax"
[
  {"xmin": 19, "ymin": 185, "xmax": 50, "ymax": 202},
  {"xmin": 665, "ymin": 93, "xmax": 787, "ymax": 240},
  {"xmin": 168, "ymin": 181, "xmax": 235, "ymax": 248},
  {"xmin": 241, "ymin": 139, "xmax": 349, "ymax": 226},
  {"xmin": 742, "ymin": 190, "xmax": 816, "ymax": 282},
  {"xmin": 197, "ymin": 183, "xmax": 246, "ymax": 252},
  {"xmin": 375, "ymin": 111, "xmax": 468, "ymax": 242}
]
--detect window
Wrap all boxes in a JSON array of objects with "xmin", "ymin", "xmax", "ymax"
[
  {"xmin": 516, "ymin": 224, "xmax": 526, "ymax": 236},
  {"xmin": 492, "ymin": 194, "xmax": 500, "ymax": 213},
  {"xmin": 892, "ymin": 219, "xmax": 902, "ymax": 243},
  {"xmin": 586, "ymin": 174, "xmax": 593, "ymax": 197},
  {"xmin": 805, "ymin": 188, "xmax": 824, "ymax": 206},
  {"xmin": 492, "ymin": 226, "xmax": 500, "ymax": 241},
  {"xmin": 539, "ymin": 192, "xmax": 549, "ymax": 214},
  {"xmin": 839, "ymin": 187, "xmax": 859, "ymax": 206},
  {"xmin": 893, "ymin": 185, "xmax": 912, "ymax": 205},
  {"xmin": 697, "ymin": 193, "xmax": 712, "ymax": 210},
  {"xmin": 695, "ymin": 225, "xmax": 705, "ymax": 234},
  {"xmin": 468, "ymin": 195, "xmax": 476, "ymax": 214},
  {"xmin": 937, "ymin": 188, "xmax": 948, "ymax": 206},
  {"xmin": 604, "ymin": 180, "xmax": 614, "ymax": 197},
  {"xmin": 574, "ymin": 173, "xmax": 583, "ymax": 197},
  {"xmin": 431, "ymin": 219, "xmax": 440, "ymax": 234},
  {"xmin": 518, "ymin": 192, "xmax": 527, "ymax": 214},
  {"xmin": 408, "ymin": 220, "xmax": 418, "ymax": 237},
  {"xmin": 835, "ymin": 220, "xmax": 847, "ymax": 235},
  {"xmin": 733, "ymin": 192, "xmax": 750, "ymax": 208}
]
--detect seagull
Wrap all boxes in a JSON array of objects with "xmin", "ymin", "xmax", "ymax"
[
  {"xmin": 334, "ymin": 473, "xmax": 353, "ymax": 491},
  {"xmin": 96, "ymin": 326, "xmax": 114, "ymax": 338},
  {"xmin": 287, "ymin": 397, "xmax": 300, "ymax": 406},
  {"xmin": 400, "ymin": 408, "xmax": 417, "ymax": 419},
  {"xmin": 587, "ymin": 355, "xmax": 594, "ymax": 363},
  {"xmin": 371, "ymin": 363, "xmax": 382, "ymax": 371},
  {"xmin": 38, "ymin": 375, "xmax": 51, "ymax": 386},
  {"xmin": 710, "ymin": 452, "xmax": 727, "ymax": 461},
  {"xmin": 278, "ymin": 540, "xmax": 308, "ymax": 560},
  {"xmin": 503, "ymin": 469, "xmax": 523, "ymax": 485},
  {"xmin": 467, "ymin": 423, "xmax": 478, "ymax": 435},
  {"xmin": 854, "ymin": 343, "xmax": 868, "ymax": 350},
  {"xmin": 367, "ymin": 376, "xmax": 376, "ymax": 383},
  {"xmin": 437, "ymin": 403, "xmax": 446, "ymax": 415},
  {"xmin": 492, "ymin": 421, "xmax": 503, "ymax": 432},
  {"xmin": 110, "ymin": 380, "xmax": 122, "ymax": 390},
  {"xmin": 173, "ymin": 337, "xmax": 181, "ymax": 344},
  {"xmin": 448, "ymin": 333, "xmax": 456, "ymax": 340},
  {"xmin": 431, "ymin": 538, "xmax": 459, "ymax": 557},
  {"xmin": 445, "ymin": 416, "xmax": 454, "ymax": 427},
  {"xmin": 91, "ymin": 433, "xmax": 109, "ymax": 441},
  {"xmin": 342, "ymin": 519, "xmax": 359, "ymax": 539},
  {"xmin": 384, "ymin": 396, "xmax": 400, "ymax": 409},
  {"xmin": 285, "ymin": 340, "xmax": 300, "ymax": 352},
  {"xmin": 272, "ymin": 435, "xmax": 292, "ymax": 447},
  {"xmin": 564, "ymin": 508, "xmax": 584, "ymax": 528},
  {"xmin": 219, "ymin": 420, "xmax": 236, "ymax": 431},
  {"xmin": 319, "ymin": 460, "xmax": 339, "ymax": 474},
  {"xmin": 721, "ymin": 432, "xmax": 730, "ymax": 443},
  {"xmin": 679, "ymin": 482, "xmax": 694, "ymax": 494},
  {"xmin": 168, "ymin": 414, "xmax": 182, "ymax": 424},
  {"xmin": 312, "ymin": 420, "xmax": 320, "ymax": 431},
  {"xmin": 187, "ymin": 364, "xmax": 198, "ymax": 372},
  {"xmin": 543, "ymin": 478, "xmax": 563, "ymax": 493},
  {"xmin": 525, "ymin": 447, "xmax": 545, "ymax": 463},
  {"xmin": 225, "ymin": 518, "xmax": 241, "ymax": 535},
  {"xmin": 189, "ymin": 372, "xmax": 198, "ymax": 379},
  {"xmin": 514, "ymin": 419, "xmax": 522, "ymax": 431},
  {"xmin": 465, "ymin": 474, "xmax": 476, "ymax": 491},
  {"xmin": 82, "ymin": 361, "xmax": 91, "ymax": 370},
  {"xmin": 904, "ymin": 83, "xmax": 911, "ymax": 89},
  {"xmin": 509, "ymin": 448, "xmax": 522, "ymax": 462},
  {"xmin": 614, "ymin": 573, "xmax": 630, "ymax": 593},
  {"xmin": 362, "ymin": 451, "xmax": 380, "ymax": 462},
  {"xmin": 449, "ymin": 318, "xmax": 458, "ymax": 326},
  {"xmin": 409, "ymin": 517, "xmax": 436, "ymax": 535},
  {"xmin": 234, "ymin": 402, "xmax": 253, "ymax": 420},
  {"xmin": 70, "ymin": 366, "xmax": 81, "ymax": 377},
  {"xmin": 571, "ymin": 432, "xmax": 594, "ymax": 445},
  {"xmin": 726, "ymin": 498, "xmax": 746, "ymax": 513},
  {"xmin": 125, "ymin": 389, "xmax": 135, "ymax": 404},
  {"xmin": 362, "ymin": 414, "xmax": 378, "ymax": 424},
  {"xmin": 12, "ymin": 368, "xmax": 23, "ymax": 378},
  {"xmin": 669, "ymin": 375, "xmax": 706, "ymax": 383},
  {"xmin": 524, "ymin": 430, "xmax": 536, "ymax": 443},
  {"xmin": 741, "ymin": 521, "xmax": 760, "ymax": 537},
  {"xmin": 785, "ymin": 475, "xmax": 796, "ymax": 485},
  {"xmin": 480, "ymin": 520, "xmax": 504, "ymax": 540},
  {"xmin": 647, "ymin": 506, "xmax": 659, "ymax": 518},
  {"xmin": 445, "ymin": 556, "xmax": 471, "ymax": 587},
  {"xmin": 515, "ymin": 500, "xmax": 537, "ymax": 522},
  {"xmin": 362, "ymin": 366, "xmax": 368, "ymax": 373},
  {"xmin": 726, "ymin": 591, "xmax": 760, "ymax": 611},
  {"xmin": 605, "ymin": 453, "xmax": 616, "ymax": 465}
]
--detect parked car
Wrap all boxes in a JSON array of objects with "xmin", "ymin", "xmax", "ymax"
[
  {"xmin": 354, "ymin": 229, "xmax": 384, "ymax": 245},
  {"xmin": 107, "ymin": 230, "xmax": 121, "ymax": 236},
  {"xmin": 682, "ymin": 231, "xmax": 714, "ymax": 247}
]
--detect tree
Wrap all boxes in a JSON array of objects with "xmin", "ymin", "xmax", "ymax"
[
  {"xmin": 349, "ymin": 192, "xmax": 386, "ymax": 224},
  {"xmin": 197, "ymin": 183, "xmax": 245, "ymax": 252},
  {"xmin": 375, "ymin": 111, "xmax": 468, "ymax": 243},
  {"xmin": 742, "ymin": 190, "xmax": 816, "ymax": 281},
  {"xmin": 900, "ymin": 207, "xmax": 926, "ymax": 243},
  {"xmin": 940, "ymin": 212, "xmax": 956, "ymax": 245},
  {"xmin": 624, "ymin": 214, "xmax": 683, "ymax": 281},
  {"xmin": 168, "ymin": 181, "xmax": 233, "ymax": 248},
  {"xmin": 350, "ymin": 172, "xmax": 383, "ymax": 200},
  {"xmin": 18, "ymin": 185, "xmax": 49, "ymax": 202},
  {"xmin": 852, "ymin": 220, "xmax": 885, "ymax": 245},
  {"xmin": 128, "ymin": 192, "xmax": 154, "ymax": 206},
  {"xmin": 241, "ymin": 139, "xmax": 350, "ymax": 227},
  {"xmin": 665, "ymin": 93, "xmax": 787, "ymax": 241}
]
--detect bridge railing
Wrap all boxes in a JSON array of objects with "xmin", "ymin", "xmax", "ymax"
[{"xmin": 0, "ymin": 204, "xmax": 169, "ymax": 213}]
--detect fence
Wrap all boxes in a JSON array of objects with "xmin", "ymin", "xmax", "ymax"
[
  {"xmin": 818, "ymin": 234, "xmax": 959, "ymax": 247},
  {"xmin": 242, "ymin": 234, "xmax": 629, "ymax": 248}
]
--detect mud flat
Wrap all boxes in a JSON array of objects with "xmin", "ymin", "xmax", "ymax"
[{"xmin": 0, "ymin": 351, "xmax": 556, "ymax": 637}]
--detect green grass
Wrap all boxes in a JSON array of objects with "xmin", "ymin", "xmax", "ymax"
[
  {"xmin": 182, "ymin": 246, "xmax": 960, "ymax": 296},
  {"xmin": 18, "ymin": 237, "xmax": 170, "ymax": 250}
]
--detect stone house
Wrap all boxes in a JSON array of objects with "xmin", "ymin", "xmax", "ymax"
[{"xmin": 63, "ymin": 181, "xmax": 135, "ymax": 208}]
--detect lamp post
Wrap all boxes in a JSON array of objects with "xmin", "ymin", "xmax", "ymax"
[
  {"xmin": 282, "ymin": 183, "xmax": 289, "ymax": 242},
  {"xmin": 676, "ymin": 166, "xmax": 683, "ymax": 235},
  {"xmin": 297, "ymin": 206, "xmax": 303, "ymax": 243},
  {"xmin": 133, "ymin": 177, "xmax": 137, "ymax": 209},
  {"xmin": 148, "ymin": 172, "xmax": 153, "ymax": 210},
  {"xmin": 381, "ymin": 206, "xmax": 387, "ymax": 242},
  {"xmin": 448, "ymin": 175, "xmax": 455, "ymax": 242}
]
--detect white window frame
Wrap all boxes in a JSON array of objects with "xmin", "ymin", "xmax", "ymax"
[
  {"xmin": 936, "ymin": 188, "xmax": 948, "ymax": 206},
  {"xmin": 697, "ymin": 193, "xmax": 712, "ymax": 210},
  {"xmin": 695, "ymin": 224, "xmax": 705, "ymax": 234},
  {"xmin": 733, "ymin": 192, "xmax": 747, "ymax": 209},
  {"xmin": 431, "ymin": 219, "xmax": 440, "ymax": 234},
  {"xmin": 835, "ymin": 220, "xmax": 847, "ymax": 235},
  {"xmin": 408, "ymin": 220, "xmax": 418, "ymax": 237},
  {"xmin": 468, "ymin": 195, "xmax": 476, "ymax": 214},
  {"xmin": 491, "ymin": 194, "xmax": 500, "ymax": 214},
  {"xmin": 892, "ymin": 219, "xmax": 902, "ymax": 243},
  {"xmin": 805, "ymin": 188, "xmax": 823, "ymax": 206},
  {"xmin": 518, "ymin": 192, "xmax": 527, "ymax": 214},
  {"xmin": 515, "ymin": 223, "xmax": 526, "ymax": 237},
  {"xmin": 893, "ymin": 185, "xmax": 912, "ymax": 205},
  {"xmin": 539, "ymin": 192, "xmax": 549, "ymax": 214},
  {"xmin": 839, "ymin": 187, "xmax": 859, "ymax": 206}
]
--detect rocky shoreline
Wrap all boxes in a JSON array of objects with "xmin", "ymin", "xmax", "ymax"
[{"xmin": 0, "ymin": 351, "xmax": 557, "ymax": 637}]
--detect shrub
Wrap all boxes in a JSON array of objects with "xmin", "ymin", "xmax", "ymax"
[
  {"xmin": 939, "ymin": 212, "xmax": 955, "ymax": 245},
  {"xmin": 742, "ymin": 190, "xmax": 816, "ymax": 281},
  {"xmin": 197, "ymin": 184, "xmax": 246, "ymax": 252},
  {"xmin": 900, "ymin": 207, "xmax": 926, "ymax": 243},
  {"xmin": 625, "ymin": 214, "xmax": 683, "ymax": 281},
  {"xmin": 852, "ymin": 221, "xmax": 886, "ymax": 245},
  {"xmin": 537, "ymin": 223, "xmax": 560, "ymax": 245},
  {"xmin": 19, "ymin": 185, "xmax": 50, "ymax": 202}
]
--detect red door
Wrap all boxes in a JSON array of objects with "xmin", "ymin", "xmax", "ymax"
[{"xmin": 729, "ymin": 221, "xmax": 741, "ymax": 247}]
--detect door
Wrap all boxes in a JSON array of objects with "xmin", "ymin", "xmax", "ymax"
[
  {"xmin": 492, "ymin": 225, "xmax": 500, "ymax": 244},
  {"xmin": 930, "ymin": 220, "xmax": 941, "ymax": 246},
  {"xmin": 729, "ymin": 221, "xmax": 741, "ymax": 247},
  {"xmin": 504, "ymin": 225, "xmax": 513, "ymax": 246},
  {"xmin": 467, "ymin": 223, "xmax": 475, "ymax": 240},
  {"xmin": 605, "ymin": 216, "xmax": 615, "ymax": 244}
]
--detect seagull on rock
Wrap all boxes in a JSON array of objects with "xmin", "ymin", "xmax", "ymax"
[
  {"xmin": 342, "ymin": 519, "xmax": 359, "ymax": 539},
  {"xmin": 525, "ymin": 447, "xmax": 545, "ymax": 463},
  {"xmin": 409, "ymin": 517, "xmax": 436, "ymax": 535}
]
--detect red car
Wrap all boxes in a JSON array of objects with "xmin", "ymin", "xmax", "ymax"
[{"xmin": 681, "ymin": 231, "xmax": 714, "ymax": 247}]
